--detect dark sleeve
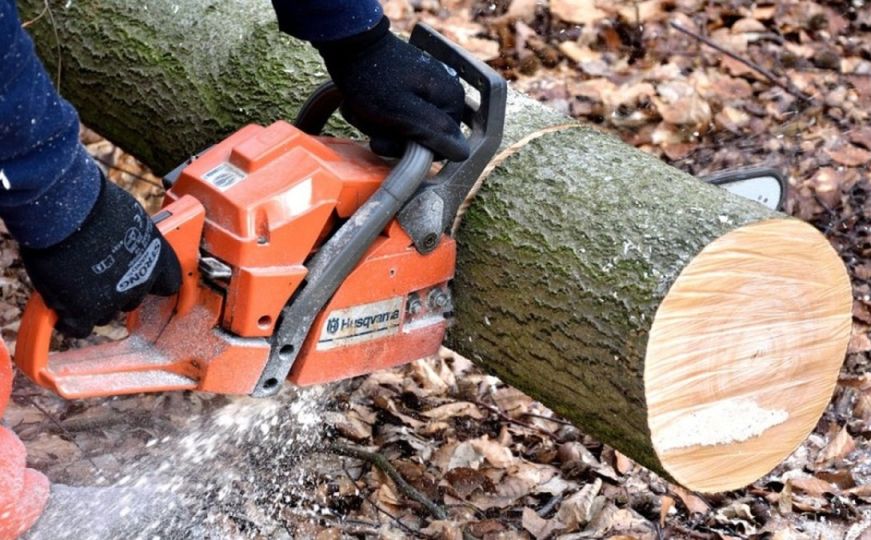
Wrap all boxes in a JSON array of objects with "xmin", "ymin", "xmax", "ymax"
[
  {"xmin": 0, "ymin": 0, "xmax": 100, "ymax": 249},
  {"xmin": 271, "ymin": 0, "xmax": 383, "ymax": 42}
]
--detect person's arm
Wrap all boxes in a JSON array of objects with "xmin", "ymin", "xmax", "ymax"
[
  {"xmin": 0, "ymin": 0, "xmax": 100, "ymax": 248},
  {"xmin": 1, "ymin": 0, "xmax": 180, "ymax": 337},
  {"xmin": 271, "ymin": 1, "xmax": 470, "ymax": 162},
  {"xmin": 271, "ymin": 0, "xmax": 383, "ymax": 42}
]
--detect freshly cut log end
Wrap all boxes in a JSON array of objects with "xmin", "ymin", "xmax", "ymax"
[{"xmin": 645, "ymin": 219, "xmax": 852, "ymax": 493}]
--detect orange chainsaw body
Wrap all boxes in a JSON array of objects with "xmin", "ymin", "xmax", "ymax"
[{"xmin": 15, "ymin": 121, "xmax": 455, "ymax": 398}]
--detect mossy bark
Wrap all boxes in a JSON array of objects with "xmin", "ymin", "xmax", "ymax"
[{"xmin": 18, "ymin": 0, "xmax": 781, "ymax": 478}]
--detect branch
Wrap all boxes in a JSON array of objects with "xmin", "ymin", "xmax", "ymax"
[
  {"xmin": 26, "ymin": 397, "xmax": 101, "ymax": 472},
  {"xmin": 329, "ymin": 442, "xmax": 480, "ymax": 540},
  {"xmin": 669, "ymin": 21, "xmax": 815, "ymax": 105},
  {"xmin": 330, "ymin": 442, "xmax": 447, "ymax": 520},
  {"xmin": 340, "ymin": 462, "xmax": 420, "ymax": 536}
]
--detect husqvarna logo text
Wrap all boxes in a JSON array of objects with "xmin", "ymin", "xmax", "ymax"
[{"xmin": 317, "ymin": 297, "xmax": 405, "ymax": 351}]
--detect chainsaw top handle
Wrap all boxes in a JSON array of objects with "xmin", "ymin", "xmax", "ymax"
[
  {"xmin": 248, "ymin": 24, "xmax": 508, "ymax": 397},
  {"xmin": 295, "ymin": 22, "xmax": 507, "ymax": 254}
]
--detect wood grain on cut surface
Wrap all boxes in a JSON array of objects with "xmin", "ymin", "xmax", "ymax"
[{"xmin": 646, "ymin": 219, "xmax": 852, "ymax": 492}]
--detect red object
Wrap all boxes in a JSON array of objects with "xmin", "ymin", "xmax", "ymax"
[
  {"xmin": 15, "ymin": 121, "xmax": 454, "ymax": 398},
  {"xmin": 0, "ymin": 341, "xmax": 50, "ymax": 539}
]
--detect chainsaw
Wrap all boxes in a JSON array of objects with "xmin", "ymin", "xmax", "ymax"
[
  {"xmin": 13, "ymin": 24, "xmax": 788, "ymax": 400},
  {"xmin": 14, "ymin": 24, "xmax": 506, "ymax": 399}
]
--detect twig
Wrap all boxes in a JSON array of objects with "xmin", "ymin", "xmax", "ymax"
[
  {"xmin": 340, "ymin": 462, "xmax": 419, "ymax": 536},
  {"xmin": 43, "ymin": 0, "xmax": 62, "ymax": 91},
  {"xmin": 320, "ymin": 515, "xmax": 381, "ymax": 536},
  {"xmin": 25, "ymin": 397, "xmax": 101, "ymax": 472},
  {"xmin": 669, "ymin": 21, "xmax": 815, "ymax": 104},
  {"xmin": 20, "ymin": 0, "xmax": 49, "ymax": 28},
  {"xmin": 538, "ymin": 493, "xmax": 563, "ymax": 517},
  {"xmin": 329, "ymin": 442, "xmax": 480, "ymax": 540},
  {"xmin": 330, "ymin": 442, "xmax": 447, "ymax": 520},
  {"xmin": 522, "ymin": 411, "xmax": 574, "ymax": 427},
  {"xmin": 91, "ymin": 155, "xmax": 165, "ymax": 190},
  {"xmin": 669, "ymin": 522, "xmax": 717, "ymax": 539}
]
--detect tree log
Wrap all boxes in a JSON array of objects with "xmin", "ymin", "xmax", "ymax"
[{"xmin": 17, "ymin": 0, "xmax": 853, "ymax": 492}]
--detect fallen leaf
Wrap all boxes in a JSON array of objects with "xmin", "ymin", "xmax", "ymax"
[
  {"xmin": 492, "ymin": 387, "xmax": 534, "ymax": 417},
  {"xmin": 731, "ymin": 17, "xmax": 767, "ymax": 33},
  {"xmin": 604, "ymin": 82, "xmax": 658, "ymax": 127},
  {"xmin": 470, "ymin": 436, "xmax": 516, "ymax": 467},
  {"xmin": 559, "ymin": 41, "xmax": 601, "ymax": 64},
  {"xmin": 849, "ymin": 127, "xmax": 871, "ymax": 150},
  {"xmin": 466, "ymin": 519, "xmax": 506, "ymax": 538},
  {"xmin": 713, "ymin": 502, "xmax": 757, "ymax": 535},
  {"xmin": 374, "ymin": 481, "xmax": 403, "ymax": 508},
  {"xmin": 616, "ymin": 0, "xmax": 667, "ymax": 22},
  {"xmin": 654, "ymin": 81, "xmax": 712, "ymax": 126},
  {"xmin": 506, "ymin": 0, "xmax": 538, "ymax": 21},
  {"xmin": 315, "ymin": 528, "xmax": 342, "ymax": 540},
  {"xmin": 586, "ymin": 503, "xmax": 653, "ymax": 538},
  {"xmin": 423, "ymin": 402, "xmax": 485, "ymax": 421},
  {"xmin": 815, "ymin": 469, "xmax": 855, "ymax": 490},
  {"xmin": 614, "ymin": 451, "xmax": 633, "ymax": 475},
  {"xmin": 788, "ymin": 476, "xmax": 838, "ymax": 497},
  {"xmin": 854, "ymin": 393, "xmax": 871, "ymax": 425},
  {"xmin": 660, "ymin": 495, "xmax": 674, "ymax": 527},
  {"xmin": 752, "ymin": 5, "xmax": 776, "ymax": 19},
  {"xmin": 372, "ymin": 394, "xmax": 424, "ymax": 428},
  {"xmin": 715, "ymin": 106, "xmax": 751, "ymax": 131},
  {"xmin": 808, "ymin": 167, "xmax": 843, "ymax": 209},
  {"xmin": 848, "ymin": 323, "xmax": 871, "ymax": 354},
  {"xmin": 464, "ymin": 37, "xmax": 500, "ymax": 61},
  {"xmin": 420, "ymin": 520, "xmax": 463, "ymax": 540},
  {"xmin": 550, "ymin": 0, "xmax": 607, "ymax": 25},
  {"xmin": 522, "ymin": 507, "xmax": 562, "ymax": 540},
  {"xmin": 671, "ymin": 485, "xmax": 710, "ymax": 514},
  {"xmin": 410, "ymin": 359, "xmax": 451, "ymax": 394},
  {"xmin": 444, "ymin": 467, "xmax": 495, "ymax": 498},
  {"xmin": 846, "ymin": 483, "xmax": 871, "ymax": 498},
  {"xmin": 448, "ymin": 436, "xmax": 516, "ymax": 470},
  {"xmin": 855, "ymin": 301, "xmax": 871, "ymax": 325},
  {"xmin": 826, "ymin": 144, "xmax": 871, "ymax": 167},
  {"xmin": 816, "ymin": 425, "xmax": 856, "ymax": 465},
  {"xmin": 557, "ymin": 478, "xmax": 603, "ymax": 530}
]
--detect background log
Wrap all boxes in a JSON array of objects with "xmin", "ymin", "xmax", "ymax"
[{"xmin": 17, "ymin": 0, "xmax": 853, "ymax": 492}]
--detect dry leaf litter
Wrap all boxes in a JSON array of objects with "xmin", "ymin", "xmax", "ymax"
[{"xmin": 8, "ymin": 0, "xmax": 871, "ymax": 538}]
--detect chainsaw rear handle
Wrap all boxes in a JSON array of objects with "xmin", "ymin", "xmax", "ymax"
[
  {"xmin": 295, "ymin": 23, "xmax": 507, "ymax": 254},
  {"xmin": 15, "ymin": 196, "xmax": 206, "ymax": 387}
]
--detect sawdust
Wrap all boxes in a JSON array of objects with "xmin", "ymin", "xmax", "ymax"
[
  {"xmin": 652, "ymin": 398, "xmax": 789, "ymax": 452},
  {"xmin": 23, "ymin": 385, "xmax": 329, "ymax": 539}
]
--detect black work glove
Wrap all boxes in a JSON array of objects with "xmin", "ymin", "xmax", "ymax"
[
  {"xmin": 20, "ymin": 178, "xmax": 181, "ymax": 338},
  {"xmin": 313, "ymin": 17, "xmax": 470, "ymax": 161}
]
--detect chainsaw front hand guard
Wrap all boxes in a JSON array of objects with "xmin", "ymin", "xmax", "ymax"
[{"xmin": 295, "ymin": 23, "xmax": 508, "ymax": 254}]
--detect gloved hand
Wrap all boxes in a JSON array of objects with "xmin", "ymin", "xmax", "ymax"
[
  {"xmin": 20, "ymin": 178, "xmax": 181, "ymax": 338},
  {"xmin": 313, "ymin": 17, "xmax": 470, "ymax": 161}
]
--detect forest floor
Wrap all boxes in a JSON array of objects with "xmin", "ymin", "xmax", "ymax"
[{"xmin": 8, "ymin": 0, "xmax": 871, "ymax": 539}]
